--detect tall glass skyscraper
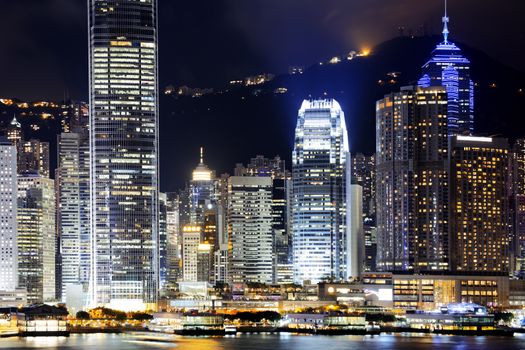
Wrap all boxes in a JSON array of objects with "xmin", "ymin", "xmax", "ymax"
[
  {"xmin": 418, "ymin": 4, "xmax": 474, "ymax": 136},
  {"xmin": 88, "ymin": 0, "xmax": 159, "ymax": 310},
  {"xmin": 292, "ymin": 99, "xmax": 350, "ymax": 283},
  {"xmin": 376, "ymin": 86, "xmax": 449, "ymax": 273}
]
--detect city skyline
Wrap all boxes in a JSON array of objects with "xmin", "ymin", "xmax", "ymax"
[{"xmin": 1, "ymin": 0, "xmax": 525, "ymax": 337}]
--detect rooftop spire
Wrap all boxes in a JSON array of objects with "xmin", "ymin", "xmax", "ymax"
[
  {"xmin": 10, "ymin": 114, "xmax": 21, "ymax": 128},
  {"xmin": 200, "ymin": 147, "xmax": 204, "ymax": 164},
  {"xmin": 442, "ymin": 0, "xmax": 450, "ymax": 44}
]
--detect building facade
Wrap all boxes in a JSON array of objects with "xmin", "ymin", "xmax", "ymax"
[
  {"xmin": 88, "ymin": 0, "xmax": 159, "ymax": 309},
  {"xmin": 292, "ymin": 99, "xmax": 350, "ymax": 283},
  {"xmin": 17, "ymin": 173, "xmax": 56, "ymax": 303},
  {"xmin": 57, "ymin": 127, "xmax": 90, "ymax": 302},
  {"xmin": 235, "ymin": 156, "xmax": 292, "ymax": 284},
  {"xmin": 376, "ymin": 86, "xmax": 449, "ymax": 273},
  {"xmin": 182, "ymin": 225, "xmax": 201, "ymax": 282},
  {"xmin": 0, "ymin": 138, "xmax": 17, "ymax": 292},
  {"xmin": 449, "ymin": 136, "xmax": 510, "ymax": 273},
  {"xmin": 228, "ymin": 176, "xmax": 274, "ymax": 284},
  {"xmin": 18, "ymin": 139, "xmax": 50, "ymax": 177}
]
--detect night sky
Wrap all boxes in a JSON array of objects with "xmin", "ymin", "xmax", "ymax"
[{"xmin": 0, "ymin": 0, "xmax": 524, "ymax": 101}]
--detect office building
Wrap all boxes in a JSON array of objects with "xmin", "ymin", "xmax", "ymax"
[
  {"xmin": 351, "ymin": 153, "xmax": 376, "ymax": 273},
  {"xmin": 363, "ymin": 223, "xmax": 377, "ymax": 272},
  {"xmin": 235, "ymin": 155, "xmax": 292, "ymax": 284},
  {"xmin": 0, "ymin": 137, "xmax": 18, "ymax": 292},
  {"xmin": 182, "ymin": 225, "xmax": 201, "ymax": 282},
  {"xmin": 57, "ymin": 125, "xmax": 90, "ymax": 302},
  {"xmin": 512, "ymin": 139, "xmax": 525, "ymax": 276},
  {"xmin": 228, "ymin": 176, "xmax": 274, "ymax": 284},
  {"xmin": 449, "ymin": 136, "xmax": 510, "ymax": 273},
  {"xmin": 18, "ymin": 139, "xmax": 50, "ymax": 177},
  {"xmin": 159, "ymin": 193, "xmax": 168, "ymax": 292},
  {"xmin": 376, "ymin": 86, "xmax": 449, "ymax": 273},
  {"xmin": 5, "ymin": 116, "xmax": 23, "ymax": 152},
  {"xmin": 17, "ymin": 173, "xmax": 56, "ymax": 303},
  {"xmin": 348, "ymin": 184, "xmax": 363, "ymax": 279},
  {"xmin": 88, "ymin": 0, "xmax": 159, "ymax": 309},
  {"xmin": 292, "ymin": 99, "xmax": 350, "ymax": 283},
  {"xmin": 197, "ymin": 243, "xmax": 212, "ymax": 283},
  {"xmin": 165, "ymin": 193, "xmax": 181, "ymax": 291},
  {"xmin": 351, "ymin": 153, "xmax": 376, "ymax": 220},
  {"xmin": 418, "ymin": 4, "xmax": 474, "ymax": 136},
  {"xmin": 190, "ymin": 148, "xmax": 217, "ymax": 226}
]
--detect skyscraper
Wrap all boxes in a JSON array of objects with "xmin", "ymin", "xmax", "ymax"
[
  {"xmin": 512, "ymin": 139, "xmax": 525, "ymax": 276},
  {"xmin": 88, "ymin": 0, "xmax": 159, "ymax": 309},
  {"xmin": 351, "ymin": 153, "xmax": 376, "ymax": 220},
  {"xmin": 188, "ymin": 149, "xmax": 219, "ymax": 283},
  {"xmin": 376, "ymin": 86, "xmax": 449, "ymax": 272},
  {"xmin": 418, "ymin": 3, "xmax": 474, "ymax": 136},
  {"xmin": 351, "ymin": 153, "xmax": 377, "ymax": 272},
  {"xmin": 235, "ymin": 155, "xmax": 292, "ymax": 283},
  {"xmin": 18, "ymin": 139, "xmax": 50, "ymax": 177},
  {"xmin": 228, "ymin": 176, "xmax": 274, "ymax": 284},
  {"xmin": 57, "ymin": 122, "xmax": 90, "ymax": 302},
  {"xmin": 292, "ymin": 99, "xmax": 350, "ymax": 283},
  {"xmin": 0, "ymin": 137, "xmax": 17, "ymax": 292},
  {"xmin": 17, "ymin": 173, "xmax": 56, "ymax": 303},
  {"xmin": 158, "ymin": 193, "xmax": 168, "ymax": 293},
  {"xmin": 348, "ymin": 184, "xmax": 363, "ymax": 279},
  {"xmin": 6, "ymin": 116, "xmax": 23, "ymax": 152},
  {"xmin": 165, "ymin": 193, "xmax": 181, "ymax": 292},
  {"xmin": 190, "ymin": 149, "xmax": 217, "ymax": 226},
  {"xmin": 449, "ymin": 136, "xmax": 510, "ymax": 273},
  {"xmin": 182, "ymin": 225, "xmax": 201, "ymax": 282}
]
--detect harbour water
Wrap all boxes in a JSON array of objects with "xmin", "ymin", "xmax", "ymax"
[{"xmin": 1, "ymin": 333, "xmax": 525, "ymax": 349}]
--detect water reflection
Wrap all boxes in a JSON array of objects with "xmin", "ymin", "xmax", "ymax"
[{"xmin": 0, "ymin": 333, "xmax": 524, "ymax": 350}]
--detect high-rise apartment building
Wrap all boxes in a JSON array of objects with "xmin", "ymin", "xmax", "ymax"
[
  {"xmin": 449, "ymin": 136, "xmax": 510, "ymax": 273},
  {"xmin": 0, "ymin": 137, "xmax": 18, "ymax": 292},
  {"xmin": 88, "ymin": 0, "xmax": 159, "ymax": 309},
  {"xmin": 17, "ymin": 173, "xmax": 56, "ymax": 303},
  {"xmin": 418, "ymin": 6, "xmax": 474, "ymax": 136},
  {"xmin": 228, "ymin": 176, "xmax": 274, "ymax": 284},
  {"xmin": 376, "ymin": 86, "xmax": 449, "ymax": 272},
  {"xmin": 292, "ymin": 99, "xmax": 350, "ymax": 283}
]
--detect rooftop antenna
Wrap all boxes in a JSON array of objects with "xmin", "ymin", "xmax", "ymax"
[{"xmin": 442, "ymin": 0, "xmax": 450, "ymax": 44}]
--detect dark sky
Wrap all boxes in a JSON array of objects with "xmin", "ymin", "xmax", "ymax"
[{"xmin": 0, "ymin": 0, "xmax": 524, "ymax": 101}]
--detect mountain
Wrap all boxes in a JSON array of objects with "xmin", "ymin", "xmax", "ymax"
[
  {"xmin": 160, "ymin": 35, "xmax": 525, "ymax": 190},
  {"xmin": 2, "ymin": 35, "xmax": 525, "ymax": 191}
]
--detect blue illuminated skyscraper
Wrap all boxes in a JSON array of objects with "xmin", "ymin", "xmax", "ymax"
[
  {"xmin": 292, "ymin": 99, "xmax": 351, "ymax": 283},
  {"xmin": 418, "ymin": 1, "xmax": 474, "ymax": 136}
]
